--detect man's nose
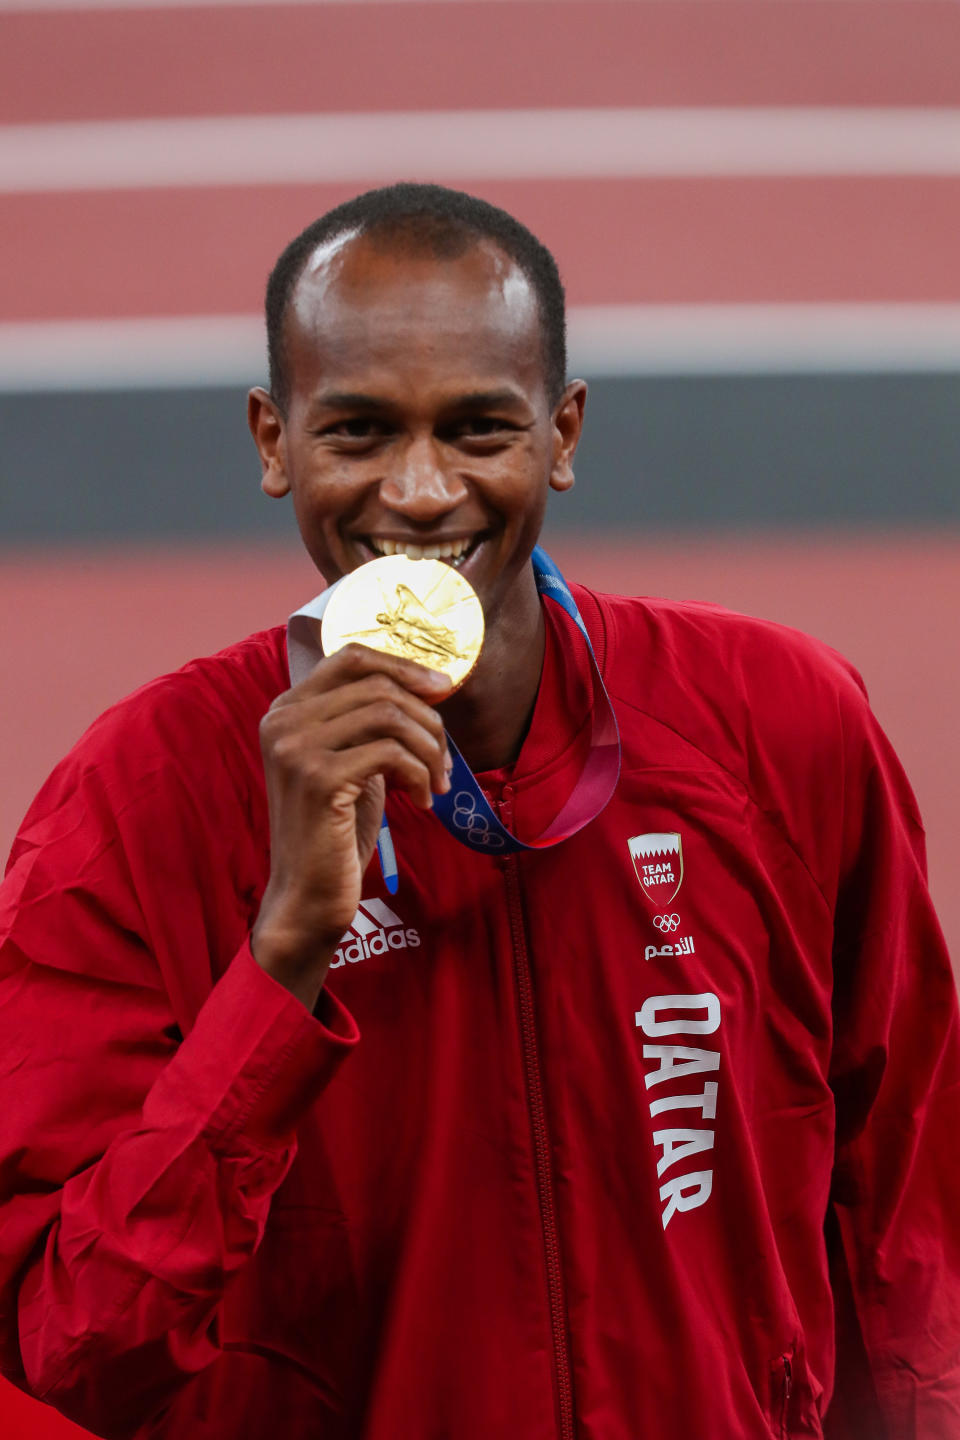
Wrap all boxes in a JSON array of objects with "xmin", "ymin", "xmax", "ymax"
[{"xmin": 379, "ymin": 438, "xmax": 469, "ymax": 520}]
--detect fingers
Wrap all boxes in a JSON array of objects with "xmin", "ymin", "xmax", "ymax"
[
  {"xmin": 295, "ymin": 699, "xmax": 451, "ymax": 803},
  {"xmin": 290, "ymin": 643, "xmax": 454, "ymax": 703},
  {"xmin": 293, "ymin": 671, "xmax": 449, "ymax": 750},
  {"xmin": 261, "ymin": 646, "xmax": 454, "ymax": 810},
  {"xmin": 328, "ymin": 739, "xmax": 440, "ymax": 812},
  {"xmin": 262, "ymin": 727, "xmax": 439, "ymax": 813}
]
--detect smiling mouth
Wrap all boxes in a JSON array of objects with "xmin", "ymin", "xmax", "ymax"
[{"xmin": 366, "ymin": 536, "xmax": 481, "ymax": 568}]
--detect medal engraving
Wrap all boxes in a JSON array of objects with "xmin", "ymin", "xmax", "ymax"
[{"xmin": 321, "ymin": 555, "xmax": 484, "ymax": 691}]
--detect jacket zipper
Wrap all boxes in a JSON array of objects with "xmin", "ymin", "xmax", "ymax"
[
  {"xmin": 501, "ymin": 823, "xmax": 576, "ymax": 1440},
  {"xmin": 779, "ymin": 1353, "xmax": 793, "ymax": 1439}
]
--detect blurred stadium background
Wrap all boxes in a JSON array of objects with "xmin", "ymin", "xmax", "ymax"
[{"xmin": 1, "ymin": 1, "xmax": 959, "ymax": 1434}]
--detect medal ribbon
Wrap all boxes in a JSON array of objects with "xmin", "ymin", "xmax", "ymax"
[{"xmin": 287, "ymin": 546, "xmax": 621, "ymax": 873}]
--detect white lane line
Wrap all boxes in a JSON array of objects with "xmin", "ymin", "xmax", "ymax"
[
  {"xmin": 0, "ymin": 0, "xmax": 808, "ymax": 11},
  {"xmin": 5, "ymin": 305, "xmax": 960, "ymax": 390},
  {"xmin": 569, "ymin": 304, "xmax": 960, "ymax": 374},
  {"xmin": 0, "ymin": 316, "xmax": 268, "ymax": 389},
  {"xmin": 1, "ymin": 108, "xmax": 960, "ymax": 192},
  {"xmin": 0, "ymin": 0, "xmax": 596, "ymax": 9}
]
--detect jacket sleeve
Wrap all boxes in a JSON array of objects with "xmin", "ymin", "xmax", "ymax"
[
  {"xmin": 0, "ymin": 699, "xmax": 359, "ymax": 1437},
  {"xmin": 825, "ymin": 687, "xmax": 960, "ymax": 1439}
]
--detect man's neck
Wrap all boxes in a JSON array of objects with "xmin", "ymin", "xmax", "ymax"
[{"xmin": 438, "ymin": 583, "xmax": 545, "ymax": 774}]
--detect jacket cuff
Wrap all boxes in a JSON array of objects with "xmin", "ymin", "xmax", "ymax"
[{"xmin": 143, "ymin": 941, "xmax": 360, "ymax": 1152}]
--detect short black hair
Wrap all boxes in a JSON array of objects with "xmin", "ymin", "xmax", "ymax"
[{"xmin": 265, "ymin": 183, "xmax": 567, "ymax": 413}]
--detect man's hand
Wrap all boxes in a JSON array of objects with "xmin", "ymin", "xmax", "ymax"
[{"xmin": 251, "ymin": 644, "xmax": 453, "ymax": 1009}]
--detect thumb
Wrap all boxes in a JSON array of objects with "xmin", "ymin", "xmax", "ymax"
[{"xmin": 355, "ymin": 773, "xmax": 387, "ymax": 870}]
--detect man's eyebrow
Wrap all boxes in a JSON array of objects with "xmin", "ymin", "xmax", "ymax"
[
  {"xmin": 447, "ymin": 389, "xmax": 530, "ymax": 412},
  {"xmin": 307, "ymin": 388, "xmax": 531, "ymax": 415},
  {"xmin": 308, "ymin": 391, "xmax": 391, "ymax": 412}
]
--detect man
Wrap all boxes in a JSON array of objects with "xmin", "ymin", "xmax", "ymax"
[{"xmin": 1, "ymin": 184, "xmax": 958, "ymax": 1440}]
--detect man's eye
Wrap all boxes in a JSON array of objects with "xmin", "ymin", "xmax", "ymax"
[
  {"xmin": 456, "ymin": 417, "xmax": 513, "ymax": 438},
  {"xmin": 328, "ymin": 418, "xmax": 385, "ymax": 439}
]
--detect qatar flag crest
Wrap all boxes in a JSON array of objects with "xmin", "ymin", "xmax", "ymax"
[{"xmin": 628, "ymin": 832, "xmax": 684, "ymax": 907}]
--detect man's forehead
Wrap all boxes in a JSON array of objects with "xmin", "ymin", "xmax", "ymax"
[{"xmin": 288, "ymin": 231, "xmax": 539, "ymax": 348}]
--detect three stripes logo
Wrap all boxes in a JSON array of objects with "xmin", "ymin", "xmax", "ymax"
[{"xmin": 329, "ymin": 897, "xmax": 421, "ymax": 969}]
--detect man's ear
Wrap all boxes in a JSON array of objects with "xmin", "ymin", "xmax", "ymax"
[
  {"xmin": 248, "ymin": 387, "xmax": 290, "ymax": 498},
  {"xmin": 549, "ymin": 380, "xmax": 588, "ymax": 493}
]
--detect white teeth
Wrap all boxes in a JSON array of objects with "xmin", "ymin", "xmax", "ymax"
[{"xmin": 370, "ymin": 537, "xmax": 475, "ymax": 561}]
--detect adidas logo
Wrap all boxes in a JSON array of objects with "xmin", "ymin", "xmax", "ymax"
[{"xmin": 329, "ymin": 897, "xmax": 422, "ymax": 969}]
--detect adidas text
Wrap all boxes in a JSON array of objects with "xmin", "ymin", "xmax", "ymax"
[{"xmin": 330, "ymin": 897, "xmax": 421, "ymax": 968}]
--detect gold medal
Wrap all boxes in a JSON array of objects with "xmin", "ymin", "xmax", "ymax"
[{"xmin": 321, "ymin": 555, "xmax": 485, "ymax": 691}]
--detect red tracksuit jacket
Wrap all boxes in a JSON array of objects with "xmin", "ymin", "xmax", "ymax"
[{"xmin": 1, "ymin": 585, "xmax": 958, "ymax": 1440}]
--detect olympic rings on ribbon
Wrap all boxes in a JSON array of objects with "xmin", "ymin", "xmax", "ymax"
[{"xmin": 450, "ymin": 791, "xmax": 506, "ymax": 849}]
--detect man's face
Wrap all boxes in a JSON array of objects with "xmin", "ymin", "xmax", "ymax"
[{"xmin": 249, "ymin": 232, "xmax": 585, "ymax": 624}]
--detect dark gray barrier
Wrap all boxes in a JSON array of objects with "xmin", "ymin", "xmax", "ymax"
[{"xmin": 2, "ymin": 373, "xmax": 959, "ymax": 543}]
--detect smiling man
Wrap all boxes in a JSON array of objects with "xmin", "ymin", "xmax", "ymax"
[
  {"xmin": 1, "ymin": 185, "xmax": 959, "ymax": 1440},
  {"xmin": 245, "ymin": 199, "xmax": 587, "ymax": 1001}
]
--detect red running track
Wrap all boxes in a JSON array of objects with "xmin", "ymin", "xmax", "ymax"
[
  {"xmin": 6, "ymin": 177, "xmax": 960, "ymax": 323},
  {"xmin": 5, "ymin": 0, "xmax": 960, "ymax": 330},
  {"xmin": 4, "ymin": 1, "xmax": 960, "ymax": 124}
]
